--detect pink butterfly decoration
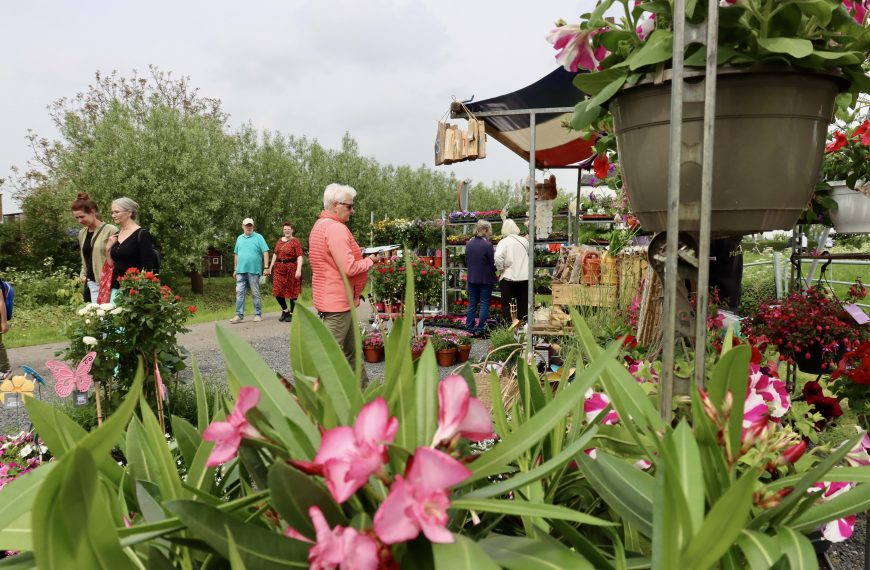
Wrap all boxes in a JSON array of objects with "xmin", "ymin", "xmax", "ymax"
[{"xmin": 47, "ymin": 352, "xmax": 97, "ymax": 398}]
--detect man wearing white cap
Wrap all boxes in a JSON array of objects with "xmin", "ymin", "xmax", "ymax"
[{"xmin": 230, "ymin": 218, "xmax": 270, "ymax": 323}]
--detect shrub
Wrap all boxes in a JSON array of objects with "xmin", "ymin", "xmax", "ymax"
[
  {"xmin": 1, "ymin": 258, "xmax": 81, "ymax": 309},
  {"xmin": 738, "ymin": 268, "xmax": 778, "ymax": 317}
]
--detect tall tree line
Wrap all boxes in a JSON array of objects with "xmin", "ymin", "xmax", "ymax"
[{"xmin": 6, "ymin": 67, "xmax": 520, "ymax": 282}]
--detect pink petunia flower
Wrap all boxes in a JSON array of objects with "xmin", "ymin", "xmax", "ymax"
[
  {"xmin": 285, "ymin": 506, "xmax": 380, "ymax": 570},
  {"xmin": 202, "ymin": 387, "xmax": 263, "ymax": 467},
  {"xmin": 583, "ymin": 389, "xmax": 619, "ymax": 425},
  {"xmin": 636, "ymin": 14, "xmax": 656, "ymax": 40},
  {"xmin": 373, "ymin": 447, "xmax": 471, "ymax": 545},
  {"xmin": 842, "ymin": 0, "xmax": 868, "ymax": 24},
  {"xmin": 843, "ymin": 429, "xmax": 870, "ymax": 467},
  {"xmin": 748, "ymin": 364, "xmax": 790, "ymax": 418},
  {"xmin": 314, "ymin": 397, "xmax": 399, "ymax": 503},
  {"xmin": 809, "ymin": 482, "xmax": 856, "ymax": 542},
  {"xmin": 546, "ymin": 25, "xmax": 609, "ymax": 72},
  {"xmin": 432, "ymin": 375, "xmax": 494, "ymax": 446}
]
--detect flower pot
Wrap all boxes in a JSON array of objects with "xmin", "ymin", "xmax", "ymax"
[
  {"xmin": 433, "ymin": 256, "xmax": 443, "ymax": 268},
  {"xmin": 375, "ymin": 302, "xmax": 386, "ymax": 312},
  {"xmin": 793, "ymin": 344, "xmax": 844, "ymax": 375},
  {"xmin": 363, "ymin": 346, "xmax": 384, "ymax": 363},
  {"xmin": 830, "ymin": 181, "xmax": 870, "ymax": 233},
  {"xmin": 436, "ymin": 348, "xmax": 457, "ymax": 367},
  {"xmin": 611, "ymin": 68, "xmax": 844, "ymax": 235},
  {"xmin": 412, "ymin": 349, "xmax": 424, "ymax": 361},
  {"xmin": 456, "ymin": 345, "xmax": 472, "ymax": 362}
]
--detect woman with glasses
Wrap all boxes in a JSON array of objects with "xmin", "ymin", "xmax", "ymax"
[{"xmin": 106, "ymin": 197, "xmax": 158, "ymax": 300}]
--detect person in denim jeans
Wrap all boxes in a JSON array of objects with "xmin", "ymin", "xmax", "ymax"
[
  {"xmin": 230, "ymin": 218, "xmax": 270, "ymax": 323},
  {"xmin": 464, "ymin": 220, "xmax": 497, "ymax": 337}
]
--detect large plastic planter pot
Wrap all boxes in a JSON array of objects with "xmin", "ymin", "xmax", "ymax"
[
  {"xmin": 610, "ymin": 68, "xmax": 843, "ymax": 235},
  {"xmin": 830, "ymin": 181, "xmax": 870, "ymax": 234}
]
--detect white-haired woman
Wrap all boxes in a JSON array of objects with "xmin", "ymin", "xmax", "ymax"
[
  {"xmin": 464, "ymin": 219, "xmax": 497, "ymax": 337},
  {"xmin": 106, "ymin": 197, "xmax": 158, "ymax": 300},
  {"xmin": 309, "ymin": 183, "xmax": 380, "ymax": 380},
  {"xmin": 494, "ymin": 219, "xmax": 530, "ymax": 323}
]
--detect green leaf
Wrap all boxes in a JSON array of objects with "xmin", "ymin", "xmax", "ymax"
[
  {"xmin": 136, "ymin": 481, "xmax": 167, "ymax": 524},
  {"xmin": 792, "ymin": 480, "xmax": 870, "ymax": 532},
  {"xmin": 737, "ymin": 530, "xmax": 782, "ymax": 570},
  {"xmin": 461, "ymin": 427, "xmax": 597, "ymax": 500},
  {"xmin": 793, "ymin": 0, "xmax": 832, "ymax": 25},
  {"xmin": 192, "ymin": 356, "xmax": 209, "ymax": 431},
  {"xmin": 166, "ymin": 499, "xmax": 309, "ymax": 568},
  {"xmin": 464, "ymin": 341, "xmax": 620, "ymax": 484},
  {"xmin": 681, "ymin": 470, "xmax": 759, "ymax": 569},
  {"xmin": 583, "ymin": 74, "xmax": 629, "ymax": 110},
  {"xmin": 216, "ymin": 325, "xmax": 319, "ymax": 458},
  {"xmin": 757, "ymin": 37, "xmax": 813, "ymax": 59},
  {"xmin": 574, "ymin": 68, "xmax": 629, "ymax": 97},
  {"xmin": 170, "ymin": 414, "xmax": 201, "ymax": 468},
  {"xmin": 227, "ymin": 529, "xmax": 248, "ymax": 569},
  {"xmin": 293, "ymin": 306, "xmax": 364, "ymax": 425},
  {"xmin": 451, "ymin": 498, "xmax": 614, "ymax": 526},
  {"xmin": 32, "ymin": 447, "xmax": 135, "ymax": 569},
  {"xmin": 415, "ymin": 345, "xmax": 439, "ymax": 448},
  {"xmin": 0, "ymin": 463, "xmax": 55, "ymax": 541},
  {"xmin": 775, "ymin": 527, "xmax": 818, "ymax": 570},
  {"xmin": 626, "ymin": 30, "xmax": 673, "ymax": 70},
  {"xmin": 480, "ymin": 535, "xmax": 595, "ymax": 570},
  {"xmin": 432, "ymin": 534, "xmax": 500, "ymax": 570},
  {"xmin": 138, "ymin": 399, "xmax": 183, "ymax": 500},
  {"xmin": 268, "ymin": 462, "xmax": 347, "ymax": 540},
  {"xmin": 577, "ymin": 451, "xmax": 654, "ymax": 536},
  {"xmin": 550, "ymin": 520, "xmax": 615, "ymax": 570},
  {"xmin": 126, "ymin": 418, "xmax": 158, "ymax": 486},
  {"xmin": 567, "ymin": 101, "xmax": 601, "ymax": 133}
]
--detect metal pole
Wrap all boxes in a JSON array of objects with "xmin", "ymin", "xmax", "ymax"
[
  {"xmin": 575, "ymin": 170, "xmax": 582, "ymax": 245},
  {"xmin": 661, "ymin": 0, "xmax": 687, "ymax": 421},
  {"xmin": 773, "ymin": 251, "xmax": 783, "ymax": 299},
  {"xmin": 441, "ymin": 210, "xmax": 447, "ymax": 313},
  {"xmin": 692, "ymin": 0, "xmax": 720, "ymax": 388},
  {"xmin": 526, "ymin": 113, "xmax": 537, "ymax": 356},
  {"xmin": 804, "ymin": 227, "xmax": 831, "ymax": 287}
]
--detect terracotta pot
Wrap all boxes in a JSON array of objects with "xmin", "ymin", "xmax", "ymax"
[
  {"xmin": 419, "ymin": 256, "xmax": 434, "ymax": 266},
  {"xmin": 456, "ymin": 344, "xmax": 472, "ymax": 362},
  {"xmin": 363, "ymin": 346, "xmax": 384, "ymax": 363},
  {"xmin": 612, "ymin": 68, "xmax": 844, "ymax": 235},
  {"xmin": 375, "ymin": 302, "xmax": 386, "ymax": 312},
  {"xmin": 433, "ymin": 256, "xmax": 443, "ymax": 268},
  {"xmin": 436, "ymin": 348, "xmax": 457, "ymax": 367},
  {"xmin": 412, "ymin": 350, "xmax": 424, "ymax": 361}
]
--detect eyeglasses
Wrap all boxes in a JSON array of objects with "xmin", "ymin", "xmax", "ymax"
[
  {"xmin": 338, "ymin": 202, "xmax": 355, "ymax": 210},
  {"xmin": 111, "ymin": 210, "xmax": 128, "ymax": 214}
]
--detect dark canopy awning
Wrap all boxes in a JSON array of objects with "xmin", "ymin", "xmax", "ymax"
[{"xmin": 462, "ymin": 68, "xmax": 596, "ymax": 168}]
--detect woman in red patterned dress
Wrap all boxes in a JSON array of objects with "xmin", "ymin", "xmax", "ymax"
[{"xmin": 268, "ymin": 222, "xmax": 304, "ymax": 322}]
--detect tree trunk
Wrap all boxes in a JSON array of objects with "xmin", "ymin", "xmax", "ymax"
[{"xmin": 190, "ymin": 270, "xmax": 204, "ymax": 294}]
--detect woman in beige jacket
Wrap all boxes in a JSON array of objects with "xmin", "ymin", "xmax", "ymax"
[{"xmin": 71, "ymin": 192, "xmax": 118, "ymax": 302}]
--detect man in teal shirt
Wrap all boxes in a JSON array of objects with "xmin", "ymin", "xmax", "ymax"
[{"xmin": 230, "ymin": 218, "xmax": 270, "ymax": 323}]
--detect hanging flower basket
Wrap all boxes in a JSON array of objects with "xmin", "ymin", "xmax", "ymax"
[
  {"xmin": 611, "ymin": 68, "xmax": 845, "ymax": 235},
  {"xmin": 830, "ymin": 181, "xmax": 870, "ymax": 234}
]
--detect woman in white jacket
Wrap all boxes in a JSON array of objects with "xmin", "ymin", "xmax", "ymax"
[{"xmin": 494, "ymin": 219, "xmax": 530, "ymax": 323}]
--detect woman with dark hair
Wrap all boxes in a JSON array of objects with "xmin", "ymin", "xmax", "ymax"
[
  {"xmin": 268, "ymin": 221, "xmax": 304, "ymax": 322},
  {"xmin": 106, "ymin": 197, "xmax": 158, "ymax": 300},
  {"xmin": 71, "ymin": 192, "xmax": 118, "ymax": 302}
]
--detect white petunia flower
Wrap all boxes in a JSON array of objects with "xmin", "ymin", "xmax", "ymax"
[{"xmin": 19, "ymin": 445, "xmax": 33, "ymax": 457}]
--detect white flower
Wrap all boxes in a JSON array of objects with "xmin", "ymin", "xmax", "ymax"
[
  {"xmin": 38, "ymin": 445, "xmax": 47, "ymax": 455},
  {"xmin": 77, "ymin": 306, "xmax": 88, "ymax": 316},
  {"xmin": 85, "ymin": 319, "xmax": 91, "ymax": 324},
  {"xmin": 82, "ymin": 336, "xmax": 98, "ymax": 346},
  {"xmin": 96, "ymin": 309, "xmax": 106, "ymax": 317},
  {"xmin": 110, "ymin": 307, "xmax": 124, "ymax": 315},
  {"xmin": 99, "ymin": 303, "xmax": 115, "ymax": 310},
  {"xmin": 19, "ymin": 444, "xmax": 33, "ymax": 457}
]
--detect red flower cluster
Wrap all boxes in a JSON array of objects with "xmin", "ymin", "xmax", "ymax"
[
  {"xmin": 832, "ymin": 341, "xmax": 870, "ymax": 385},
  {"xmin": 802, "ymin": 381, "xmax": 843, "ymax": 427}
]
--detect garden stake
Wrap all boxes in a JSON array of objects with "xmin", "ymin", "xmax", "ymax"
[
  {"xmin": 154, "ymin": 352, "xmax": 166, "ymax": 434},
  {"xmin": 94, "ymin": 380, "xmax": 103, "ymax": 426}
]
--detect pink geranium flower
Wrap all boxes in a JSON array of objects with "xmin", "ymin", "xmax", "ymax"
[
  {"xmin": 432, "ymin": 375, "xmax": 493, "ymax": 446},
  {"xmin": 314, "ymin": 397, "xmax": 399, "ymax": 503},
  {"xmin": 373, "ymin": 447, "xmax": 471, "ymax": 545},
  {"xmin": 285, "ymin": 506, "xmax": 380, "ymax": 570},
  {"xmin": 546, "ymin": 24, "xmax": 609, "ymax": 72},
  {"xmin": 202, "ymin": 387, "xmax": 262, "ymax": 467}
]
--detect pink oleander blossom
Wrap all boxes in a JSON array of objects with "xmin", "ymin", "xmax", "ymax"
[
  {"xmin": 584, "ymin": 389, "xmax": 619, "ymax": 425},
  {"xmin": 373, "ymin": 447, "xmax": 471, "ymax": 545},
  {"xmin": 432, "ymin": 375, "xmax": 494, "ymax": 445},
  {"xmin": 314, "ymin": 397, "xmax": 399, "ymax": 504},
  {"xmin": 546, "ymin": 25, "xmax": 609, "ymax": 72},
  {"xmin": 285, "ymin": 506, "xmax": 380, "ymax": 570},
  {"xmin": 202, "ymin": 387, "xmax": 262, "ymax": 467}
]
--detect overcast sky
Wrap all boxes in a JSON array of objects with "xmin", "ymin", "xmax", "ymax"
[{"xmin": 1, "ymin": 0, "xmax": 598, "ymax": 214}]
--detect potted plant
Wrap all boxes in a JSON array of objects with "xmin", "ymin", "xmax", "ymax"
[
  {"xmin": 431, "ymin": 333, "xmax": 458, "ymax": 367},
  {"xmin": 550, "ymin": 0, "xmax": 869, "ymax": 234},
  {"xmin": 743, "ymin": 282, "xmax": 869, "ymax": 374},
  {"xmin": 410, "ymin": 334, "xmax": 428, "ymax": 360},
  {"xmin": 363, "ymin": 331, "xmax": 384, "ymax": 363},
  {"xmin": 454, "ymin": 331, "xmax": 473, "ymax": 362},
  {"xmin": 821, "ymin": 108, "xmax": 870, "ymax": 233}
]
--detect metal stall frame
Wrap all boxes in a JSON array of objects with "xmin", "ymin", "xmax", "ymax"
[{"xmin": 449, "ymin": 106, "xmax": 580, "ymax": 355}]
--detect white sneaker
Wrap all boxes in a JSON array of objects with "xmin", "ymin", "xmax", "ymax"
[
  {"xmin": 229, "ymin": 315, "xmax": 243, "ymax": 324},
  {"xmin": 253, "ymin": 315, "xmax": 262, "ymax": 322}
]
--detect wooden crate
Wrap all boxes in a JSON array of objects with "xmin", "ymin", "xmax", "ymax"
[{"xmin": 552, "ymin": 284, "xmax": 618, "ymax": 308}]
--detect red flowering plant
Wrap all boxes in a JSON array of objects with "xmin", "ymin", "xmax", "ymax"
[
  {"xmin": 830, "ymin": 338, "xmax": 870, "ymax": 420},
  {"xmin": 363, "ymin": 330, "xmax": 384, "ymax": 350},
  {"xmin": 61, "ymin": 268, "xmax": 193, "ymax": 415},
  {"xmin": 821, "ymin": 102, "xmax": 870, "ymax": 192},
  {"xmin": 743, "ymin": 282, "xmax": 869, "ymax": 373},
  {"xmin": 371, "ymin": 255, "xmax": 443, "ymax": 306}
]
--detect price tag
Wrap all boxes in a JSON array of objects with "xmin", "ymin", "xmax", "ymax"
[{"xmin": 843, "ymin": 303, "xmax": 870, "ymax": 325}]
